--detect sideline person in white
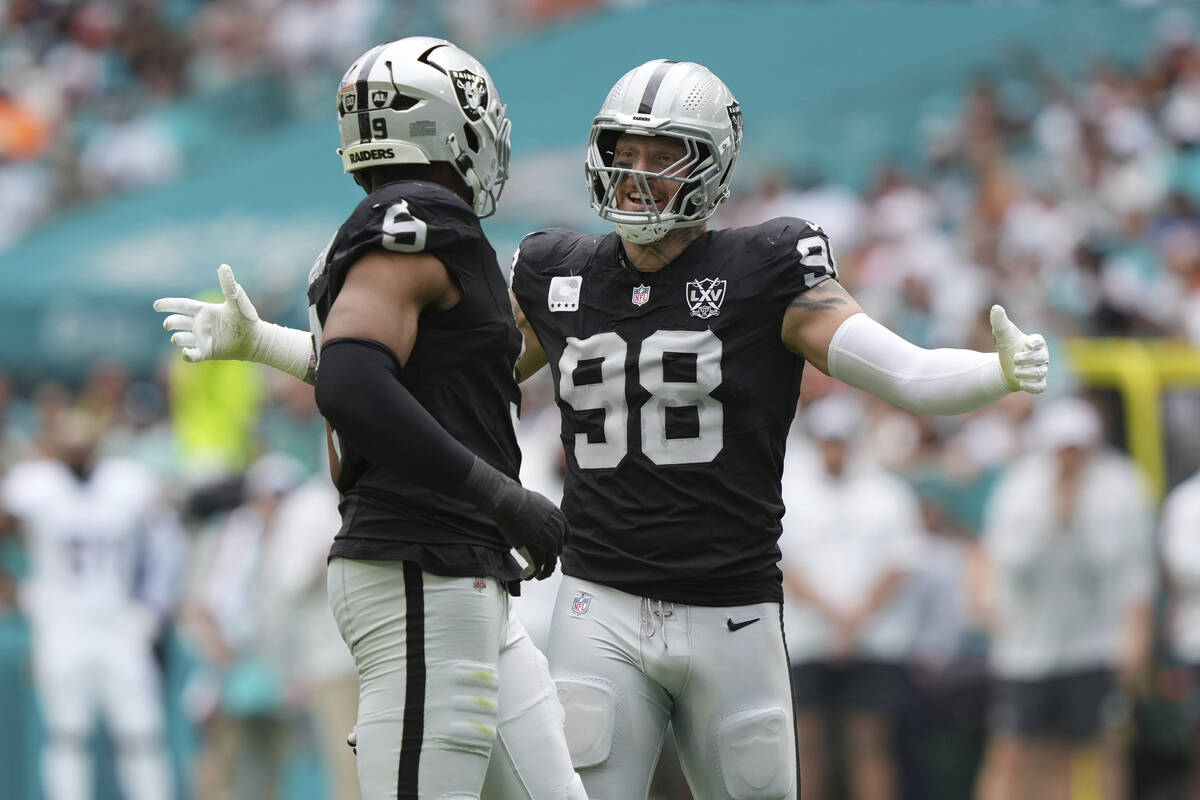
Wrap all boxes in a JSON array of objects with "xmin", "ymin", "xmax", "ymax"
[
  {"xmin": 779, "ymin": 397, "xmax": 924, "ymax": 800},
  {"xmin": 1159, "ymin": 466, "xmax": 1200, "ymax": 796},
  {"xmin": 973, "ymin": 398, "xmax": 1154, "ymax": 800},
  {"xmin": 1, "ymin": 411, "xmax": 183, "ymax": 800}
]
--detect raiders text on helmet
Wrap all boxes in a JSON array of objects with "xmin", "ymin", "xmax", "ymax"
[
  {"xmin": 337, "ymin": 37, "xmax": 511, "ymax": 217},
  {"xmin": 586, "ymin": 59, "xmax": 742, "ymax": 244}
]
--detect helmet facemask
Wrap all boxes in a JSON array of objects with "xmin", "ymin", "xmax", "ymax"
[
  {"xmin": 585, "ymin": 60, "xmax": 741, "ymax": 244},
  {"xmin": 587, "ymin": 128, "xmax": 723, "ymax": 244}
]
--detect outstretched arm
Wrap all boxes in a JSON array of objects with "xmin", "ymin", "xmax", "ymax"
[
  {"xmin": 154, "ymin": 264, "xmax": 317, "ymax": 384},
  {"xmin": 781, "ymin": 280, "xmax": 1049, "ymax": 415}
]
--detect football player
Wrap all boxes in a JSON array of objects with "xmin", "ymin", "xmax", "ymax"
[
  {"xmin": 157, "ymin": 38, "xmax": 583, "ymax": 799},
  {"xmin": 508, "ymin": 60, "xmax": 1047, "ymax": 800},
  {"xmin": 1, "ymin": 410, "xmax": 183, "ymax": 800},
  {"xmin": 158, "ymin": 57, "xmax": 1050, "ymax": 800}
]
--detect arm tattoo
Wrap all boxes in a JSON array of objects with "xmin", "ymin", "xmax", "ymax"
[
  {"xmin": 788, "ymin": 280, "xmax": 851, "ymax": 312},
  {"xmin": 302, "ymin": 353, "xmax": 318, "ymax": 386}
]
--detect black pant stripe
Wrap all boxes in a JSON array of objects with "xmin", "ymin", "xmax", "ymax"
[
  {"xmin": 778, "ymin": 603, "xmax": 802, "ymax": 798},
  {"xmin": 397, "ymin": 562, "xmax": 426, "ymax": 799}
]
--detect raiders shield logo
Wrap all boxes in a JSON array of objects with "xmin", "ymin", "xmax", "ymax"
[
  {"xmin": 686, "ymin": 277, "xmax": 726, "ymax": 319},
  {"xmin": 727, "ymin": 102, "xmax": 743, "ymax": 148},
  {"xmin": 451, "ymin": 69, "xmax": 488, "ymax": 121},
  {"xmin": 371, "ymin": 89, "xmax": 389, "ymax": 108},
  {"xmin": 341, "ymin": 91, "xmax": 357, "ymax": 114}
]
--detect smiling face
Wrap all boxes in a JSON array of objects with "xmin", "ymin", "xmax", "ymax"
[{"xmin": 611, "ymin": 133, "xmax": 691, "ymax": 213}]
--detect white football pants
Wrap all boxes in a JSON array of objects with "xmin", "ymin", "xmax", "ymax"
[
  {"xmin": 547, "ymin": 578, "xmax": 797, "ymax": 800},
  {"xmin": 327, "ymin": 557, "xmax": 586, "ymax": 800},
  {"xmin": 31, "ymin": 613, "xmax": 170, "ymax": 800}
]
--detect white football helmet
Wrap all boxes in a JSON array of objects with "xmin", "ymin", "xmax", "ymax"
[
  {"xmin": 586, "ymin": 59, "xmax": 742, "ymax": 244},
  {"xmin": 337, "ymin": 37, "xmax": 511, "ymax": 217}
]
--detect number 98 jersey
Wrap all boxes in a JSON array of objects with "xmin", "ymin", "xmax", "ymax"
[{"xmin": 512, "ymin": 219, "xmax": 835, "ymax": 606}]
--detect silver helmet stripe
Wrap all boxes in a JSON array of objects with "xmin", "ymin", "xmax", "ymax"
[
  {"xmin": 354, "ymin": 45, "xmax": 387, "ymax": 143},
  {"xmin": 637, "ymin": 60, "xmax": 679, "ymax": 115}
]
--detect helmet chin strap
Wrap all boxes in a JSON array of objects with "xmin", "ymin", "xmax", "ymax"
[{"xmin": 614, "ymin": 222, "xmax": 670, "ymax": 245}]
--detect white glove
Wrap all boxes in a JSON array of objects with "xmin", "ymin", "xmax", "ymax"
[
  {"xmin": 154, "ymin": 264, "xmax": 314, "ymax": 382},
  {"xmin": 990, "ymin": 304, "xmax": 1049, "ymax": 394}
]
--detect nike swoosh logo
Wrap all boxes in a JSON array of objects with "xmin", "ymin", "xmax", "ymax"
[{"xmin": 726, "ymin": 617, "xmax": 760, "ymax": 632}]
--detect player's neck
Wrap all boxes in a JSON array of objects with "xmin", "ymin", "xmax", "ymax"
[{"xmin": 620, "ymin": 226, "xmax": 705, "ymax": 273}]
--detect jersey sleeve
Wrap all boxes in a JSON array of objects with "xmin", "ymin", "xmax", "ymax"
[
  {"xmin": 510, "ymin": 228, "xmax": 574, "ymax": 325},
  {"xmin": 751, "ymin": 217, "xmax": 839, "ymax": 305},
  {"xmin": 329, "ymin": 183, "xmax": 491, "ymax": 298}
]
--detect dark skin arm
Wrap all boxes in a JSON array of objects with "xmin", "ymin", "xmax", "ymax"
[
  {"xmin": 318, "ymin": 249, "xmax": 461, "ymax": 481},
  {"xmin": 321, "ymin": 249, "xmax": 462, "ymax": 361}
]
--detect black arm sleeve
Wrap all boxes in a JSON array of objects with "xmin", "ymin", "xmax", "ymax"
[{"xmin": 314, "ymin": 337, "xmax": 476, "ymax": 496}]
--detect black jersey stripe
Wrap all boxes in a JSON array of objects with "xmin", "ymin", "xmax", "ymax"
[
  {"xmin": 637, "ymin": 60, "xmax": 679, "ymax": 115},
  {"xmin": 355, "ymin": 45, "xmax": 386, "ymax": 143},
  {"xmin": 397, "ymin": 562, "xmax": 426, "ymax": 798}
]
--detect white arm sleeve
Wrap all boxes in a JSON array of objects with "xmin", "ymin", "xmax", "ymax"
[{"xmin": 827, "ymin": 313, "xmax": 1011, "ymax": 416}]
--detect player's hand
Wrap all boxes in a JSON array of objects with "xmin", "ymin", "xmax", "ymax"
[
  {"xmin": 990, "ymin": 305, "xmax": 1049, "ymax": 394},
  {"xmin": 504, "ymin": 489, "xmax": 570, "ymax": 581},
  {"xmin": 491, "ymin": 483, "xmax": 568, "ymax": 580},
  {"xmin": 154, "ymin": 264, "xmax": 263, "ymax": 363},
  {"xmin": 458, "ymin": 456, "xmax": 569, "ymax": 580},
  {"xmin": 155, "ymin": 265, "xmax": 314, "ymax": 382}
]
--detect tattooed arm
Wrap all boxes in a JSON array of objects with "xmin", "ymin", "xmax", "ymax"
[{"xmin": 779, "ymin": 279, "xmax": 862, "ymax": 374}]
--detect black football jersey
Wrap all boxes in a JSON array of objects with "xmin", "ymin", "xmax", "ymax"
[
  {"xmin": 512, "ymin": 219, "xmax": 836, "ymax": 605},
  {"xmin": 308, "ymin": 180, "xmax": 523, "ymax": 584}
]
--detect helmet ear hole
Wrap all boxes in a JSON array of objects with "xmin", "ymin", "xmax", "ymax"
[
  {"xmin": 392, "ymin": 94, "xmax": 420, "ymax": 110},
  {"xmin": 462, "ymin": 123, "xmax": 480, "ymax": 153}
]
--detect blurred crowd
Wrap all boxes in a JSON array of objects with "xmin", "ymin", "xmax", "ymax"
[
  {"xmin": 3, "ymin": 4, "xmax": 1200, "ymax": 800},
  {"xmin": 0, "ymin": 0, "xmax": 626, "ymax": 251}
]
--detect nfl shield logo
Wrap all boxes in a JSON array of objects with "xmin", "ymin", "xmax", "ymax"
[
  {"xmin": 632, "ymin": 284, "xmax": 651, "ymax": 306},
  {"xmin": 571, "ymin": 592, "xmax": 592, "ymax": 616}
]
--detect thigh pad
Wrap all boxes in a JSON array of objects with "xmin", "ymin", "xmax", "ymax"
[
  {"xmin": 716, "ymin": 707, "xmax": 794, "ymax": 800},
  {"xmin": 555, "ymin": 678, "xmax": 616, "ymax": 769},
  {"xmin": 431, "ymin": 660, "xmax": 501, "ymax": 757}
]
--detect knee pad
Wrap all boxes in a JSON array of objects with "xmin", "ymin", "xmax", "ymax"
[
  {"xmin": 555, "ymin": 678, "xmax": 616, "ymax": 769},
  {"xmin": 716, "ymin": 707, "xmax": 794, "ymax": 800},
  {"xmin": 435, "ymin": 661, "xmax": 501, "ymax": 757}
]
